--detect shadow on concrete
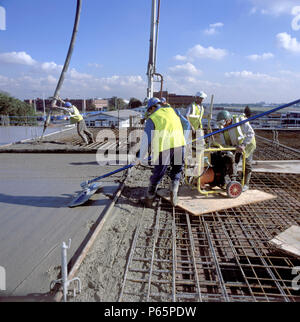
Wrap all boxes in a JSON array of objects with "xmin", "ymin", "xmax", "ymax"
[
  {"xmin": 69, "ymin": 161, "xmax": 99, "ymax": 166},
  {"xmin": 0, "ymin": 292, "xmax": 55, "ymax": 302},
  {"xmin": 0, "ymin": 192, "xmax": 109, "ymax": 208}
]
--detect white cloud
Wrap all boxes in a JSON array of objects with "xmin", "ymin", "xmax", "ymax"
[
  {"xmin": 174, "ymin": 54, "xmax": 187, "ymax": 61},
  {"xmin": 87, "ymin": 62, "xmax": 102, "ymax": 68},
  {"xmin": 168, "ymin": 63, "xmax": 202, "ymax": 77},
  {"xmin": 279, "ymin": 69, "xmax": 300, "ymax": 78},
  {"xmin": 291, "ymin": 6, "xmax": 300, "ymax": 30},
  {"xmin": 69, "ymin": 68, "xmax": 93, "ymax": 80},
  {"xmin": 0, "ymin": 51, "xmax": 36, "ymax": 65},
  {"xmin": 204, "ymin": 22, "xmax": 224, "ymax": 35},
  {"xmin": 174, "ymin": 44, "xmax": 227, "ymax": 63},
  {"xmin": 249, "ymin": 0, "xmax": 300, "ymax": 16},
  {"xmin": 276, "ymin": 32, "xmax": 300, "ymax": 53},
  {"xmin": 187, "ymin": 44, "xmax": 228, "ymax": 60},
  {"xmin": 0, "ymin": 49, "xmax": 147, "ymax": 100},
  {"xmin": 247, "ymin": 53, "xmax": 274, "ymax": 61},
  {"xmin": 40, "ymin": 61, "xmax": 63, "ymax": 73},
  {"xmin": 225, "ymin": 70, "xmax": 279, "ymax": 82}
]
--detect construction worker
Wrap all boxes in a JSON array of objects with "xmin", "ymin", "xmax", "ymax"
[
  {"xmin": 136, "ymin": 97, "xmax": 189, "ymax": 207},
  {"xmin": 185, "ymin": 91, "xmax": 207, "ymax": 131},
  {"xmin": 55, "ymin": 102, "xmax": 94, "ymax": 145},
  {"xmin": 160, "ymin": 97, "xmax": 171, "ymax": 107},
  {"xmin": 216, "ymin": 110, "xmax": 256, "ymax": 192}
]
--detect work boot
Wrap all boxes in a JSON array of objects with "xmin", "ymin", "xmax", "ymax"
[
  {"xmin": 170, "ymin": 180, "xmax": 180, "ymax": 207},
  {"xmin": 231, "ymin": 162, "xmax": 238, "ymax": 181},
  {"xmin": 146, "ymin": 183, "xmax": 158, "ymax": 199},
  {"xmin": 142, "ymin": 183, "xmax": 158, "ymax": 208},
  {"xmin": 89, "ymin": 134, "xmax": 95, "ymax": 144},
  {"xmin": 242, "ymin": 171, "xmax": 252, "ymax": 192}
]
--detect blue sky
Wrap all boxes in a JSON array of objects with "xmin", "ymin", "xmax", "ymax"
[{"xmin": 0, "ymin": 0, "xmax": 300, "ymax": 103}]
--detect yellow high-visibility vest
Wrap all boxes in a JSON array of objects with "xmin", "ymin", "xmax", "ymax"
[
  {"xmin": 69, "ymin": 105, "xmax": 83, "ymax": 124},
  {"xmin": 222, "ymin": 115, "xmax": 256, "ymax": 158},
  {"xmin": 149, "ymin": 107, "xmax": 186, "ymax": 161},
  {"xmin": 188, "ymin": 102, "xmax": 204, "ymax": 130}
]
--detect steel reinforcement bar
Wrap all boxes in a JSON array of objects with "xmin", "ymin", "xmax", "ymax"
[{"xmin": 119, "ymin": 173, "xmax": 300, "ymax": 302}]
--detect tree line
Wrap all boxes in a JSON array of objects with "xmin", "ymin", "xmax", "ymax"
[{"xmin": 0, "ymin": 91, "xmax": 36, "ymax": 125}]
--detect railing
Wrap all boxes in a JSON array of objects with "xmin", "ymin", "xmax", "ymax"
[{"xmin": 0, "ymin": 115, "xmax": 69, "ymax": 126}]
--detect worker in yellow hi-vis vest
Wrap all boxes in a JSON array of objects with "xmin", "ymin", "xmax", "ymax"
[
  {"xmin": 185, "ymin": 91, "xmax": 207, "ymax": 132},
  {"xmin": 56, "ymin": 102, "xmax": 94, "ymax": 145},
  {"xmin": 136, "ymin": 97, "xmax": 190, "ymax": 207},
  {"xmin": 216, "ymin": 110, "xmax": 256, "ymax": 192}
]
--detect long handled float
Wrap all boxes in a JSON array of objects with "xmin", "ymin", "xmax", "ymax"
[{"xmin": 69, "ymin": 98, "xmax": 300, "ymax": 207}]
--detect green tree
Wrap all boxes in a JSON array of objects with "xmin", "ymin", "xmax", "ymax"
[
  {"xmin": 128, "ymin": 97, "xmax": 142, "ymax": 109},
  {"xmin": 108, "ymin": 97, "xmax": 127, "ymax": 111},
  {"xmin": 0, "ymin": 92, "xmax": 36, "ymax": 125}
]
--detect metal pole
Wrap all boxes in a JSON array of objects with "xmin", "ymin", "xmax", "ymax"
[
  {"xmin": 40, "ymin": 0, "xmax": 82, "ymax": 140},
  {"xmin": 61, "ymin": 240, "xmax": 70, "ymax": 302},
  {"xmin": 195, "ymin": 98, "xmax": 300, "ymax": 145},
  {"xmin": 50, "ymin": 238, "xmax": 81, "ymax": 302},
  {"xmin": 147, "ymin": 0, "xmax": 157, "ymax": 99},
  {"xmin": 42, "ymin": 94, "xmax": 46, "ymax": 117}
]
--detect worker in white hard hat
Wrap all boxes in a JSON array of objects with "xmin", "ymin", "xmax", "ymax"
[{"xmin": 185, "ymin": 91, "xmax": 207, "ymax": 132}]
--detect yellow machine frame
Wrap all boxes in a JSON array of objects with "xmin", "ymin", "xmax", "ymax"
[{"xmin": 185, "ymin": 146, "xmax": 246, "ymax": 197}]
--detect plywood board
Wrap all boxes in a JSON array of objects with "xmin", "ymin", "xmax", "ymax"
[
  {"xmin": 157, "ymin": 186, "xmax": 276, "ymax": 216},
  {"xmin": 268, "ymin": 225, "xmax": 300, "ymax": 258}
]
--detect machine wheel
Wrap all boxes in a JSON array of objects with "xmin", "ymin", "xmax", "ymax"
[{"xmin": 226, "ymin": 181, "xmax": 242, "ymax": 198}]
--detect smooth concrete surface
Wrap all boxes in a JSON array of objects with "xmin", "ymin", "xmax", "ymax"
[
  {"xmin": 252, "ymin": 160, "xmax": 300, "ymax": 174},
  {"xmin": 0, "ymin": 153, "xmax": 122, "ymax": 299}
]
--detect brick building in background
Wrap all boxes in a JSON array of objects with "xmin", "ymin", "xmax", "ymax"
[
  {"xmin": 24, "ymin": 98, "xmax": 109, "ymax": 113},
  {"xmin": 153, "ymin": 91, "xmax": 194, "ymax": 108}
]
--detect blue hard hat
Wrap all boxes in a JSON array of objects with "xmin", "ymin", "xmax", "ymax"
[
  {"xmin": 161, "ymin": 97, "xmax": 166, "ymax": 103},
  {"xmin": 147, "ymin": 97, "xmax": 160, "ymax": 109},
  {"xmin": 64, "ymin": 102, "xmax": 72, "ymax": 107}
]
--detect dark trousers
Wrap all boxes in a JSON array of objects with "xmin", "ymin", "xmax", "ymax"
[
  {"xmin": 77, "ymin": 120, "xmax": 94, "ymax": 144},
  {"xmin": 150, "ymin": 146, "xmax": 185, "ymax": 186}
]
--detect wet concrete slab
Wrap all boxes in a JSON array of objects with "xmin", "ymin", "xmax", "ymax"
[
  {"xmin": 252, "ymin": 160, "xmax": 300, "ymax": 174},
  {"xmin": 0, "ymin": 153, "xmax": 123, "ymax": 299}
]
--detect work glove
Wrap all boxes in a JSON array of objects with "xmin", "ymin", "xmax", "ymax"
[{"xmin": 236, "ymin": 145, "xmax": 245, "ymax": 153}]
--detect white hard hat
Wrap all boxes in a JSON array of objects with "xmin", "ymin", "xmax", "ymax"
[{"xmin": 195, "ymin": 91, "xmax": 207, "ymax": 99}]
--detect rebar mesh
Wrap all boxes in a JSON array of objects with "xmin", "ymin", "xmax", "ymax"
[
  {"xmin": 119, "ymin": 173, "xmax": 300, "ymax": 302},
  {"xmin": 254, "ymin": 136, "xmax": 300, "ymax": 160}
]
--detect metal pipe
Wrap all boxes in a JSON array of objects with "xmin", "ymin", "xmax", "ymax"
[
  {"xmin": 146, "ymin": 200, "xmax": 161, "ymax": 301},
  {"xmin": 50, "ymin": 239, "xmax": 81, "ymax": 302},
  {"xmin": 61, "ymin": 240, "xmax": 71, "ymax": 302},
  {"xmin": 197, "ymin": 99, "xmax": 300, "ymax": 144},
  {"xmin": 41, "ymin": 0, "xmax": 82, "ymax": 140},
  {"xmin": 185, "ymin": 213, "xmax": 203, "ymax": 302},
  {"xmin": 154, "ymin": 72, "xmax": 164, "ymax": 98},
  {"xmin": 172, "ymin": 207, "xmax": 177, "ymax": 302}
]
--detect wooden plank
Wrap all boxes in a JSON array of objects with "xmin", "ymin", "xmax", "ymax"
[
  {"xmin": 268, "ymin": 225, "xmax": 300, "ymax": 258},
  {"xmin": 157, "ymin": 185, "xmax": 276, "ymax": 216}
]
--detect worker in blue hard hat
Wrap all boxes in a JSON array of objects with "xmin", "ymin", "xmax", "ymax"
[
  {"xmin": 55, "ymin": 101, "xmax": 94, "ymax": 145},
  {"xmin": 160, "ymin": 97, "xmax": 171, "ymax": 107},
  {"xmin": 216, "ymin": 110, "xmax": 256, "ymax": 192},
  {"xmin": 136, "ymin": 97, "xmax": 190, "ymax": 207}
]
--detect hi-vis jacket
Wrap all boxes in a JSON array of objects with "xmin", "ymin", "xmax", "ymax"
[
  {"xmin": 149, "ymin": 107, "xmax": 186, "ymax": 160},
  {"xmin": 138, "ymin": 106, "xmax": 187, "ymax": 163},
  {"xmin": 186, "ymin": 102, "xmax": 204, "ymax": 130},
  {"xmin": 68, "ymin": 105, "xmax": 83, "ymax": 124},
  {"xmin": 220, "ymin": 114, "xmax": 256, "ymax": 158}
]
